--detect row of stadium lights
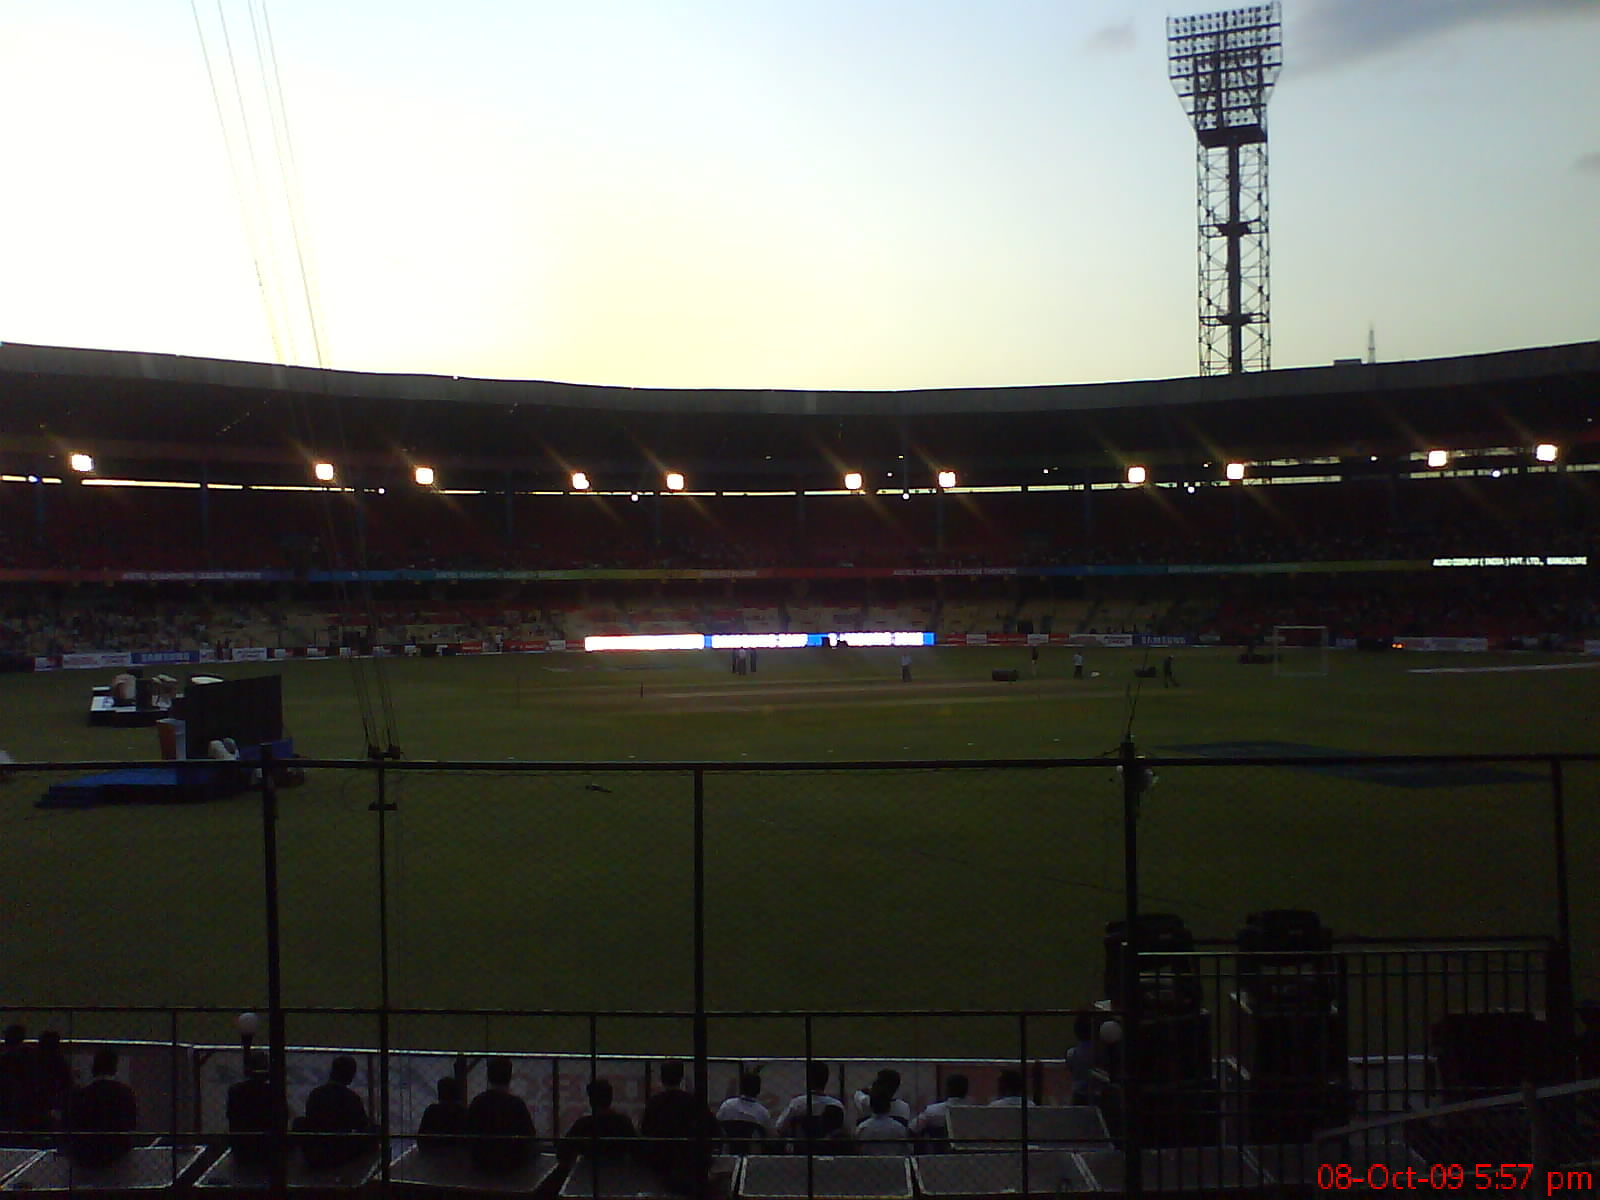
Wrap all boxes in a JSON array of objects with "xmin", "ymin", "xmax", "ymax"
[
  {"xmin": 56, "ymin": 445, "xmax": 1564, "ymax": 487},
  {"xmin": 303, "ymin": 445, "xmax": 1566, "ymax": 490}
]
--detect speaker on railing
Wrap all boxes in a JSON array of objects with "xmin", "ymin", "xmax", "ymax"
[
  {"xmin": 1233, "ymin": 995, "xmax": 1347, "ymax": 1078},
  {"xmin": 1237, "ymin": 909, "xmax": 1338, "ymax": 1009},
  {"xmin": 1104, "ymin": 914, "xmax": 1200, "ymax": 1014}
]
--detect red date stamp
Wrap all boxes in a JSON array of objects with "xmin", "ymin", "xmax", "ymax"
[{"xmin": 1319, "ymin": 1163, "xmax": 1594, "ymax": 1194}]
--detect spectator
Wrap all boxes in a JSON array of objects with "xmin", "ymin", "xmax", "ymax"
[
  {"xmin": 854, "ymin": 1086, "xmax": 911, "ymax": 1156},
  {"xmin": 466, "ymin": 1056, "xmax": 536, "ymax": 1173},
  {"xmin": 715, "ymin": 1072, "xmax": 773, "ymax": 1151},
  {"xmin": 0, "ymin": 1024, "xmax": 29, "ymax": 1132},
  {"xmin": 226, "ymin": 1051, "xmax": 274, "ymax": 1167},
  {"xmin": 295, "ymin": 1056, "xmax": 375, "ymax": 1169},
  {"xmin": 775, "ymin": 1061, "xmax": 846, "ymax": 1145},
  {"xmin": 62, "ymin": 1049, "xmax": 138, "ymax": 1168},
  {"xmin": 1576, "ymin": 1000, "xmax": 1600, "ymax": 1079},
  {"xmin": 31, "ymin": 1030, "xmax": 73, "ymax": 1129},
  {"xmin": 813, "ymin": 1103, "xmax": 851, "ymax": 1150},
  {"xmin": 910, "ymin": 1073, "xmax": 971, "ymax": 1141},
  {"xmin": 416, "ymin": 1076, "xmax": 467, "ymax": 1157},
  {"xmin": 852, "ymin": 1069, "xmax": 911, "ymax": 1124},
  {"xmin": 639, "ymin": 1061, "xmax": 714, "ymax": 1189},
  {"xmin": 988, "ymin": 1069, "xmax": 1030, "ymax": 1107},
  {"xmin": 1064, "ymin": 1014, "xmax": 1102, "ymax": 1106},
  {"xmin": 561, "ymin": 1078, "xmax": 637, "ymax": 1166}
]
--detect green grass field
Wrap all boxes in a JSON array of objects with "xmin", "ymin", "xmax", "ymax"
[{"xmin": 1, "ymin": 645, "xmax": 1595, "ymax": 1055}]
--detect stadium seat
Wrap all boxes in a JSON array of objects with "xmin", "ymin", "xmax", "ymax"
[
  {"xmin": 913, "ymin": 1152, "xmax": 1087, "ymax": 1199},
  {"xmin": 944, "ymin": 1105, "xmax": 1109, "ymax": 1153},
  {"xmin": 387, "ymin": 1143, "xmax": 559, "ymax": 1194},
  {"xmin": 737, "ymin": 1153, "xmax": 912, "ymax": 1200},
  {"xmin": 195, "ymin": 1144, "xmax": 382, "ymax": 1190},
  {"xmin": 2, "ymin": 1145, "xmax": 205, "ymax": 1192},
  {"xmin": 558, "ymin": 1156, "xmax": 689, "ymax": 1199}
]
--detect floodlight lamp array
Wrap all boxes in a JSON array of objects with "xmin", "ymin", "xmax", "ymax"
[{"xmin": 1169, "ymin": 5, "xmax": 1278, "ymax": 37}]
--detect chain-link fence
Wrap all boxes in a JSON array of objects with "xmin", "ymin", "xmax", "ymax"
[{"xmin": 0, "ymin": 750, "xmax": 1590, "ymax": 1194}]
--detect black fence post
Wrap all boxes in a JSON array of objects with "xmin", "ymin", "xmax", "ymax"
[
  {"xmin": 259, "ymin": 745, "xmax": 289, "ymax": 1197},
  {"xmin": 1548, "ymin": 758, "xmax": 1575, "ymax": 1060},
  {"xmin": 804, "ymin": 1012, "xmax": 815, "ymax": 1200},
  {"xmin": 1019, "ymin": 1012, "xmax": 1030, "ymax": 1198},
  {"xmin": 1119, "ymin": 738, "xmax": 1143, "ymax": 1199},
  {"xmin": 373, "ymin": 760, "xmax": 393, "ymax": 1186},
  {"xmin": 168, "ymin": 1008, "xmax": 179, "ymax": 1183},
  {"xmin": 693, "ymin": 768, "xmax": 708, "ymax": 1105}
]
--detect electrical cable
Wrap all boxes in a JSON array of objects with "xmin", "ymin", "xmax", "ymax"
[{"xmin": 190, "ymin": 0, "xmax": 284, "ymax": 361}]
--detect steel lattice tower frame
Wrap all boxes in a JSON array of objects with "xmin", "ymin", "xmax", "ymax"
[{"xmin": 1169, "ymin": 4, "xmax": 1282, "ymax": 375}]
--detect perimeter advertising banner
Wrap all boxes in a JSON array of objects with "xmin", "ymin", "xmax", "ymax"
[
  {"xmin": 1390, "ymin": 637, "xmax": 1490, "ymax": 652},
  {"xmin": 62, "ymin": 651, "xmax": 134, "ymax": 670}
]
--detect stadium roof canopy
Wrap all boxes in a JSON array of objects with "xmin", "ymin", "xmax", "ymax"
[{"xmin": 1, "ymin": 340, "xmax": 1596, "ymax": 490}]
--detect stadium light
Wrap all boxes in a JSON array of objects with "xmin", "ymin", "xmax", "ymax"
[
  {"xmin": 937, "ymin": 469, "xmax": 957, "ymax": 489},
  {"xmin": 843, "ymin": 471, "xmax": 863, "ymax": 492},
  {"xmin": 1225, "ymin": 462, "xmax": 1246, "ymax": 481},
  {"xmin": 665, "ymin": 472, "xmax": 685, "ymax": 492},
  {"xmin": 68, "ymin": 453, "xmax": 94, "ymax": 473},
  {"xmin": 571, "ymin": 471, "xmax": 591, "ymax": 491},
  {"xmin": 1426, "ymin": 449, "xmax": 1448, "ymax": 469},
  {"xmin": 900, "ymin": 491, "xmax": 911, "ymax": 501},
  {"xmin": 1126, "ymin": 465, "xmax": 1147, "ymax": 485},
  {"xmin": 413, "ymin": 465, "xmax": 435, "ymax": 486},
  {"xmin": 313, "ymin": 461, "xmax": 335, "ymax": 482},
  {"xmin": 1534, "ymin": 443, "xmax": 1559, "ymax": 463}
]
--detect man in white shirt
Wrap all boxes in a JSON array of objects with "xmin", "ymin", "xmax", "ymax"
[
  {"xmin": 852, "ymin": 1069, "xmax": 911, "ymax": 1124},
  {"xmin": 774, "ymin": 1063, "xmax": 846, "ymax": 1142},
  {"xmin": 854, "ymin": 1089, "xmax": 911, "ymax": 1156},
  {"xmin": 714, "ymin": 1073, "xmax": 773, "ymax": 1147},
  {"xmin": 909, "ymin": 1074, "xmax": 972, "ymax": 1140},
  {"xmin": 987, "ymin": 1069, "xmax": 1031, "ymax": 1106}
]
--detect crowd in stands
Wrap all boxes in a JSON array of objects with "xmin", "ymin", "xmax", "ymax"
[
  {"xmin": 0, "ymin": 1025, "xmax": 1101, "ymax": 1185},
  {"xmin": 0, "ymin": 1024, "xmax": 138, "ymax": 1169},
  {"xmin": 3, "ymin": 564, "xmax": 1598, "ymax": 662},
  {"xmin": 2, "ymin": 474, "xmax": 1592, "ymax": 574},
  {"xmin": 9, "ymin": 1017, "xmax": 1598, "ymax": 1182}
]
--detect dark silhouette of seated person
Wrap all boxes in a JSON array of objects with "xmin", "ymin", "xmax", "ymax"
[
  {"xmin": 294, "ymin": 1055, "xmax": 376, "ymax": 1169},
  {"xmin": 1576, "ymin": 1000, "xmax": 1600, "ymax": 1079},
  {"xmin": 0, "ymin": 1024, "xmax": 30, "ymax": 1133},
  {"xmin": 639, "ymin": 1060, "xmax": 716, "ymax": 1189},
  {"xmin": 466, "ymin": 1056, "xmax": 536, "ymax": 1173},
  {"xmin": 560, "ymin": 1079, "xmax": 637, "ymax": 1167},
  {"xmin": 62, "ymin": 1049, "xmax": 138, "ymax": 1168},
  {"xmin": 810, "ymin": 1103, "xmax": 850, "ymax": 1153},
  {"xmin": 226, "ymin": 1051, "xmax": 274, "ymax": 1167},
  {"xmin": 31, "ymin": 1030, "xmax": 73, "ymax": 1131},
  {"xmin": 416, "ymin": 1076, "xmax": 468, "ymax": 1157}
]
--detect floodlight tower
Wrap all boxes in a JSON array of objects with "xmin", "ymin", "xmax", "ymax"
[{"xmin": 1169, "ymin": 4, "xmax": 1282, "ymax": 375}]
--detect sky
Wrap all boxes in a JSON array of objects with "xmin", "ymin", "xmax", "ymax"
[{"xmin": 1, "ymin": 0, "xmax": 1596, "ymax": 391}]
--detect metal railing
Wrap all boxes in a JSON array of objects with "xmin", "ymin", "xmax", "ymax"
[{"xmin": 0, "ymin": 747, "xmax": 1590, "ymax": 1195}]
